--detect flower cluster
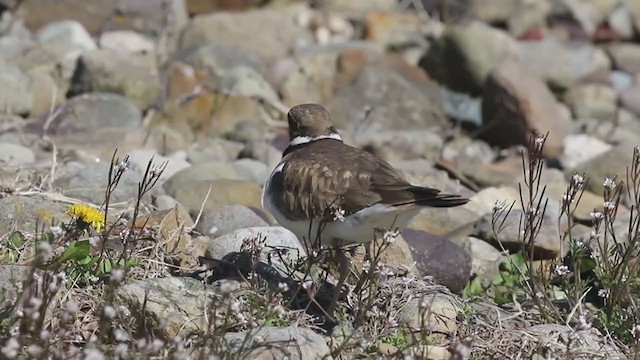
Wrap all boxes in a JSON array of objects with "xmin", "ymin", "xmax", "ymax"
[{"xmin": 66, "ymin": 204, "xmax": 105, "ymax": 232}]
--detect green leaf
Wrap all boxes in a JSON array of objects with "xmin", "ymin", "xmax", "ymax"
[
  {"xmin": 57, "ymin": 240, "xmax": 91, "ymax": 264},
  {"xmin": 9, "ymin": 231, "xmax": 24, "ymax": 247},
  {"xmin": 99, "ymin": 259, "xmax": 112, "ymax": 275},
  {"xmin": 42, "ymin": 231, "xmax": 55, "ymax": 243}
]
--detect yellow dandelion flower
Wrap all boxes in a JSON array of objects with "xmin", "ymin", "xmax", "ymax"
[{"xmin": 67, "ymin": 204, "xmax": 105, "ymax": 232}]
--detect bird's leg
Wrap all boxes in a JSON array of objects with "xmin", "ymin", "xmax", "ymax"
[{"xmin": 327, "ymin": 246, "xmax": 350, "ymax": 320}]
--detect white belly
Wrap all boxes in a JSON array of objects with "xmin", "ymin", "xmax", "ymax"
[{"xmin": 262, "ymin": 179, "xmax": 419, "ymax": 248}]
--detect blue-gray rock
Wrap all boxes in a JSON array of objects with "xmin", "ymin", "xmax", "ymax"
[{"xmin": 402, "ymin": 229, "xmax": 471, "ymax": 292}]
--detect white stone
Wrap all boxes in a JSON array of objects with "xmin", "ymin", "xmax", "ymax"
[
  {"xmin": 561, "ymin": 134, "xmax": 613, "ymax": 169},
  {"xmin": 36, "ymin": 20, "xmax": 97, "ymax": 51}
]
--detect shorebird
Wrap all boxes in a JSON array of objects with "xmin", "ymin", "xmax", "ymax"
[{"xmin": 262, "ymin": 103, "xmax": 469, "ymax": 318}]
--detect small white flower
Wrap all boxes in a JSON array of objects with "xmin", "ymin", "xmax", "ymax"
[
  {"xmin": 554, "ymin": 265, "xmax": 570, "ymax": 276},
  {"xmin": 533, "ymin": 136, "xmax": 545, "ymax": 151},
  {"xmin": 35, "ymin": 241, "xmax": 53, "ymax": 263},
  {"xmin": 219, "ymin": 280, "xmax": 238, "ymax": 295},
  {"xmin": 230, "ymin": 301, "xmax": 241, "ymax": 314},
  {"xmin": 604, "ymin": 201, "xmax": 616, "ymax": 212},
  {"xmin": 277, "ymin": 282, "xmax": 289, "ymax": 293},
  {"xmin": 110, "ymin": 269, "xmax": 125, "ymax": 284},
  {"xmin": 1, "ymin": 337, "xmax": 19, "ymax": 358},
  {"xmin": 562, "ymin": 193, "xmax": 573, "ymax": 205},
  {"xmin": 50, "ymin": 226, "xmax": 64, "ymax": 237},
  {"xmin": 632, "ymin": 324, "xmax": 640, "ymax": 340},
  {"xmin": 114, "ymin": 328, "xmax": 129, "ymax": 342},
  {"xmin": 383, "ymin": 229, "xmax": 400, "ymax": 244},
  {"xmin": 576, "ymin": 314, "xmax": 592, "ymax": 331},
  {"xmin": 302, "ymin": 280, "xmax": 314, "ymax": 291},
  {"xmin": 362, "ymin": 260, "xmax": 371, "ymax": 273},
  {"xmin": 598, "ymin": 288, "xmax": 610, "ymax": 299},
  {"xmin": 103, "ymin": 306, "xmax": 116, "ymax": 319},
  {"xmin": 590, "ymin": 211, "xmax": 603, "ymax": 221},
  {"xmin": 603, "ymin": 177, "xmax": 616, "ymax": 190},
  {"xmin": 572, "ymin": 174, "xmax": 586, "ymax": 188},
  {"xmin": 332, "ymin": 206, "xmax": 346, "ymax": 222}
]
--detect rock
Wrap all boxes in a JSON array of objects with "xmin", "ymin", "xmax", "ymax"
[
  {"xmin": 173, "ymin": 42, "xmax": 269, "ymax": 81},
  {"xmin": 5, "ymin": 0, "xmax": 188, "ymax": 38},
  {"xmin": 187, "ymin": 138, "xmax": 244, "ymax": 164},
  {"xmin": 351, "ymin": 130, "xmax": 443, "ymax": 163},
  {"xmin": 7, "ymin": 42, "xmax": 85, "ymax": 91},
  {"xmin": 398, "ymin": 290, "xmax": 460, "ymax": 335},
  {"xmin": 68, "ymin": 49, "xmax": 162, "ymax": 109},
  {"xmin": 314, "ymin": 0, "xmax": 397, "ymax": 20},
  {"xmin": 53, "ymin": 162, "xmax": 163, "ymax": 206},
  {"xmin": 0, "ymin": 196, "xmax": 68, "ymax": 236},
  {"xmin": 179, "ymin": 9, "xmax": 310, "ymax": 65},
  {"xmin": 0, "ymin": 62, "xmax": 33, "ymax": 115},
  {"xmin": 455, "ymin": 153, "xmax": 522, "ymax": 188},
  {"xmin": 164, "ymin": 161, "xmax": 239, "ymax": 191},
  {"xmin": 440, "ymin": 88, "xmax": 482, "ymax": 126},
  {"xmin": 27, "ymin": 69, "xmax": 64, "ymax": 116},
  {"xmin": 564, "ymin": 84, "xmax": 617, "ymax": 120},
  {"xmin": 0, "ymin": 143, "xmax": 35, "ymax": 166},
  {"xmin": 35, "ymin": 20, "xmax": 96, "ymax": 51},
  {"xmin": 98, "ymin": 30, "xmax": 156, "ymax": 55},
  {"xmin": 525, "ymin": 324, "xmax": 624, "ymax": 358},
  {"xmin": 518, "ymin": 38, "xmax": 610, "ymax": 90},
  {"xmin": 218, "ymin": 66, "xmax": 280, "ymax": 105},
  {"xmin": 233, "ymin": 158, "xmax": 269, "ymax": 185},
  {"xmin": 620, "ymin": 85, "xmax": 640, "ymax": 116},
  {"xmin": 565, "ymin": 141, "xmax": 636, "ymax": 195},
  {"xmin": 463, "ymin": 186, "xmax": 522, "ymax": 216},
  {"xmin": 627, "ymin": 0, "xmax": 640, "ymax": 34},
  {"xmin": 242, "ymin": 141, "xmax": 283, "ymax": 171},
  {"xmin": 481, "ymin": 60, "xmax": 572, "ymax": 160},
  {"xmin": 115, "ymin": 277, "xmax": 219, "ymax": 339},
  {"xmin": 609, "ymin": 70, "xmax": 634, "ymax": 92},
  {"xmin": 606, "ymin": 42, "xmax": 640, "ymax": 75},
  {"xmin": 507, "ymin": 1, "xmax": 552, "ymax": 38},
  {"xmin": 0, "ymin": 36, "xmax": 35, "ymax": 60},
  {"xmin": 608, "ymin": 4, "xmax": 635, "ymax": 40},
  {"xmin": 185, "ymin": 0, "xmax": 268, "ymax": 14},
  {"xmin": 206, "ymin": 225, "xmax": 304, "ymax": 259},
  {"xmin": 222, "ymin": 326, "xmax": 332, "ymax": 360},
  {"xmin": 126, "ymin": 149, "xmax": 191, "ymax": 184},
  {"xmin": 473, "ymin": 208, "xmax": 563, "ymax": 259},
  {"xmin": 196, "ymin": 205, "xmax": 268, "ymax": 238},
  {"xmin": 227, "ymin": 121, "xmax": 267, "ymax": 144},
  {"xmin": 205, "ymin": 226, "xmax": 305, "ymax": 277},
  {"xmin": 364, "ymin": 11, "xmax": 440, "ymax": 48},
  {"xmin": 328, "ymin": 50, "xmax": 448, "ymax": 132},
  {"xmin": 418, "ymin": 21, "xmax": 520, "ymax": 95},
  {"xmin": 456, "ymin": 237, "xmax": 504, "ymax": 287},
  {"xmin": 560, "ymin": 134, "xmax": 613, "ymax": 168},
  {"xmin": 153, "ymin": 195, "xmax": 181, "ymax": 210},
  {"xmin": 402, "ymin": 229, "xmax": 471, "ymax": 292},
  {"xmin": 351, "ymin": 233, "xmax": 419, "ymax": 277},
  {"xmin": 408, "ymin": 206, "xmax": 481, "ymax": 237},
  {"xmin": 0, "ymin": 265, "xmax": 30, "ymax": 309},
  {"xmin": 167, "ymin": 179, "xmax": 263, "ymax": 215},
  {"xmin": 34, "ymin": 92, "xmax": 142, "ymax": 139},
  {"xmin": 278, "ymin": 53, "xmax": 338, "ymax": 107}
]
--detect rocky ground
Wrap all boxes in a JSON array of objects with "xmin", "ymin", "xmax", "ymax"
[{"xmin": 0, "ymin": 0, "xmax": 640, "ymax": 359}]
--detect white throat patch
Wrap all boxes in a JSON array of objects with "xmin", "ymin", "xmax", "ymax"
[{"xmin": 288, "ymin": 133, "xmax": 343, "ymax": 147}]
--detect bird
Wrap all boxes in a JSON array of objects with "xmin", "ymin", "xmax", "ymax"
[{"xmin": 261, "ymin": 103, "xmax": 469, "ymax": 319}]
